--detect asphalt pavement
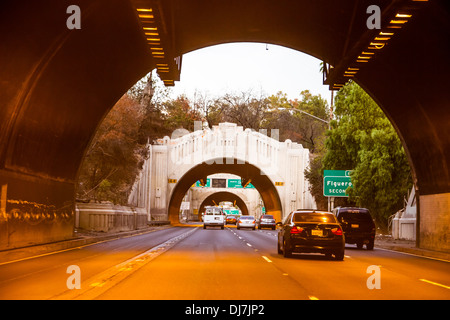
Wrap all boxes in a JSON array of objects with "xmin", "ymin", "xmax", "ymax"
[{"xmin": 0, "ymin": 224, "xmax": 448, "ymax": 300}]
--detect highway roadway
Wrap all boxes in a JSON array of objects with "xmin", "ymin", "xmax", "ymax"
[{"xmin": 0, "ymin": 225, "xmax": 449, "ymax": 300}]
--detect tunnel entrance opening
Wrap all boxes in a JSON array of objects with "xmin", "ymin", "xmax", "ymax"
[
  {"xmin": 197, "ymin": 191, "xmax": 250, "ymax": 218},
  {"xmin": 168, "ymin": 158, "xmax": 282, "ymax": 224}
]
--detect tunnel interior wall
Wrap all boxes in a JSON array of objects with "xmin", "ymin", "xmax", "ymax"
[
  {"xmin": 0, "ymin": 0, "xmax": 152, "ymax": 250},
  {"xmin": 419, "ymin": 193, "xmax": 450, "ymax": 252}
]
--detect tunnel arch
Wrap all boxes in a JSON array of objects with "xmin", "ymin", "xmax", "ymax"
[
  {"xmin": 1, "ymin": 0, "xmax": 448, "ymax": 251},
  {"xmin": 168, "ymin": 157, "xmax": 282, "ymax": 224},
  {"xmin": 198, "ymin": 191, "xmax": 250, "ymax": 217}
]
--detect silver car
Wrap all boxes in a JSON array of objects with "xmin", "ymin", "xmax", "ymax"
[{"xmin": 237, "ymin": 215, "xmax": 256, "ymax": 230}]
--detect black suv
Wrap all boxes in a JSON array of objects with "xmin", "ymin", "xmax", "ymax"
[{"xmin": 332, "ymin": 207, "xmax": 375, "ymax": 250}]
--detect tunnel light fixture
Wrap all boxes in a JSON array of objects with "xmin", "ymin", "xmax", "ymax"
[
  {"xmin": 390, "ymin": 19, "xmax": 408, "ymax": 24},
  {"xmin": 368, "ymin": 44, "xmax": 385, "ymax": 50},
  {"xmin": 146, "ymin": 38, "xmax": 161, "ymax": 42},
  {"xmin": 143, "ymin": 27, "xmax": 158, "ymax": 31},
  {"xmin": 138, "ymin": 14, "xmax": 155, "ymax": 19},
  {"xmin": 395, "ymin": 13, "xmax": 412, "ymax": 18},
  {"xmin": 374, "ymin": 36, "xmax": 391, "ymax": 41},
  {"xmin": 136, "ymin": 8, "xmax": 153, "ymax": 12},
  {"xmin": 145, "ymin": 32, "xmax": 159, "ymax": 36},
  {"xmin": 379, "ymin": 31, "xmax": 394, "ymax": 36}
]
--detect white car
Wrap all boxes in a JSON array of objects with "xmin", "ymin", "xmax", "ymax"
[
  {"xmin": 237, "ymin": 215, "xmax": 256, "ymax": 230},
  {"xmin": 203, "ymin": 206, "xmax": 225, "ymax": 229}
]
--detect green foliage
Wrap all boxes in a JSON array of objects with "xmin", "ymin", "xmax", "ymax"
[
  {"xmin": 322, "ymin": 81, "xmax": 412, "ymax": 229},
  {"xmin": 264, "ymin": 90, "xmax": 329, "ymax": 152}
]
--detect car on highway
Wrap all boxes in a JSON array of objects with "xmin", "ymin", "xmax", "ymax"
[
  {"xmin": 236, "ymin": 215, "xmax": 256, "ymax": 230},
  {"xmin": 332, "ymin": 207, "xmax": 375, "ymax": 250},
  {"xmin": 203, "ymin": 206, "xmax": 225, "ymax": 229},
  {"xmin": 225, "ymin": 215, "xmax": 238, "ymax": 225},
  {"xmin": 277, "ymin": 209, "xmax": 345, "ymax": 260},
  {"xmin": 257, "ymin": 214, "xmax": 276, "ymax": 230}
]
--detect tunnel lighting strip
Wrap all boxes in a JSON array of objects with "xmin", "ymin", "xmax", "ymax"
[
  {"xmin": 134, "ymin": 6, "xmax": 176, "ymax": 86},
  {"xmin": 330, "ymin": 0, "xmax": 426, "ymax": 91}
]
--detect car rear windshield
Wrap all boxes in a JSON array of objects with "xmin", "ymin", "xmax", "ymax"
[
  {"xmin": 261, "ymin": 215, "xmax": 274, "ymax": 219},
  {"xmin": 293, "ymin": 212, "xmax": 337, "ymax": 223},
  {"xmin": 205, "ymin": 208, "xmax": 222, "ymax": 215},
  {"xmin": 338, "ymin": 209, "xmax": 372, "ymax": 223},
  {"xmin": 240, "ymin": 216, "xmax": 255, "ymax": 220}
]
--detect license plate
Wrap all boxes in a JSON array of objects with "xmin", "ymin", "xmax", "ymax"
[
  {"xmin": 215, "ymin": 217, "xmax": 220, "ymax": 220},
  {"xmin": 351, "ymin": 224, "xmax": 359, "ymax": 228},
  {"xmin": 311, "ymin": 229, "xmax": 323, "ymax": 236}
]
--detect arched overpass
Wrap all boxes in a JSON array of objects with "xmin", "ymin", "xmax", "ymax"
[
  {"xmin": 197, "ymin": 192, "xmax": 249, "ymax": 217},
  {"xmin": 0, "ymin": 0, "xmax": 448, "ymax": 252}
]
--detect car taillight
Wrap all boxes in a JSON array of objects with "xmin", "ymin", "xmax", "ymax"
[
  {"xmin": 290, "ymin": 226, "xmax": 303, "ymax": 234},
  {"xmin": 331, "ymin": 227, "xmax": 343, "ymax": 236},
  {"xmin": 252, "ymin": 220, "xmax": 256, "ymax": 224}
]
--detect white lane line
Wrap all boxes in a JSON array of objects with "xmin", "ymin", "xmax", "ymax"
[
  {"xmin": 246, "ymin": 243, "xmax": 252, "ymax": 247},
  {"xmin": 308, "ymin": 296, "xmax": 319, "ymax": 300},
  {"xmin": 419, "ymin": 279, "xmax": 450, "ymax": 290},
  {"xmin": 262, "ymin": 256, "xmax": 272, "ymax": 263}
]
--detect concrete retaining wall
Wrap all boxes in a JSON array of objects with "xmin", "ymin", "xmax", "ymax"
[{"xmin": 76, "ymin": 203, "xmax": 147, "ymax": 232}]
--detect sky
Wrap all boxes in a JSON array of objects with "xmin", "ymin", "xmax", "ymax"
[{"xmin": 168, "ymin": 42, "xmax": 332, "ymax": 106}]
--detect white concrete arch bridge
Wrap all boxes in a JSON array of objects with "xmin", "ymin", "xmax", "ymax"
[{"xmin": 128, "ymin": 122, "xmax": 315, "ymax": 223}]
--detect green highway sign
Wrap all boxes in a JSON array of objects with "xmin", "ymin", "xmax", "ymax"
[
  {"xmin": 227, "ymin": 178, "xmax": 255, "ymax": 189},
  {"xmin": 324, "ymin": 170, "xmax": 352, "ymax": 177},
  {"xmin": 323, "ymin": 170, "xmax": 353, "ymax": 197}
]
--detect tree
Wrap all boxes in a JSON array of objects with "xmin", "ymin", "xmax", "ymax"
[
  {"xmin": 265, "ymin": 90, "xmax": 329, "ymax": 153},
  {"xmin": 162, "ymin": 94, "xmax": 203, "ymax": 132},
  {"xmin": 77, "ymin": 94, "xmax": 149, "ymax": 204},
  {"xmin": 322, "ymin": 81, "xmax": 412, "ymax": 229},
  {"xmin": 129, "ymin": 71, "xmax": 173, "ymax": 144}
]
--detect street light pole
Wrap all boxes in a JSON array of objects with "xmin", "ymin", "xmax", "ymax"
[
  {"xmin": 277, "ymin": 107, "xmax": 330, "ymax": 129},
  {"xmin": 276, "ymin": 106, "xmax": 332, "ymax": 210}
]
